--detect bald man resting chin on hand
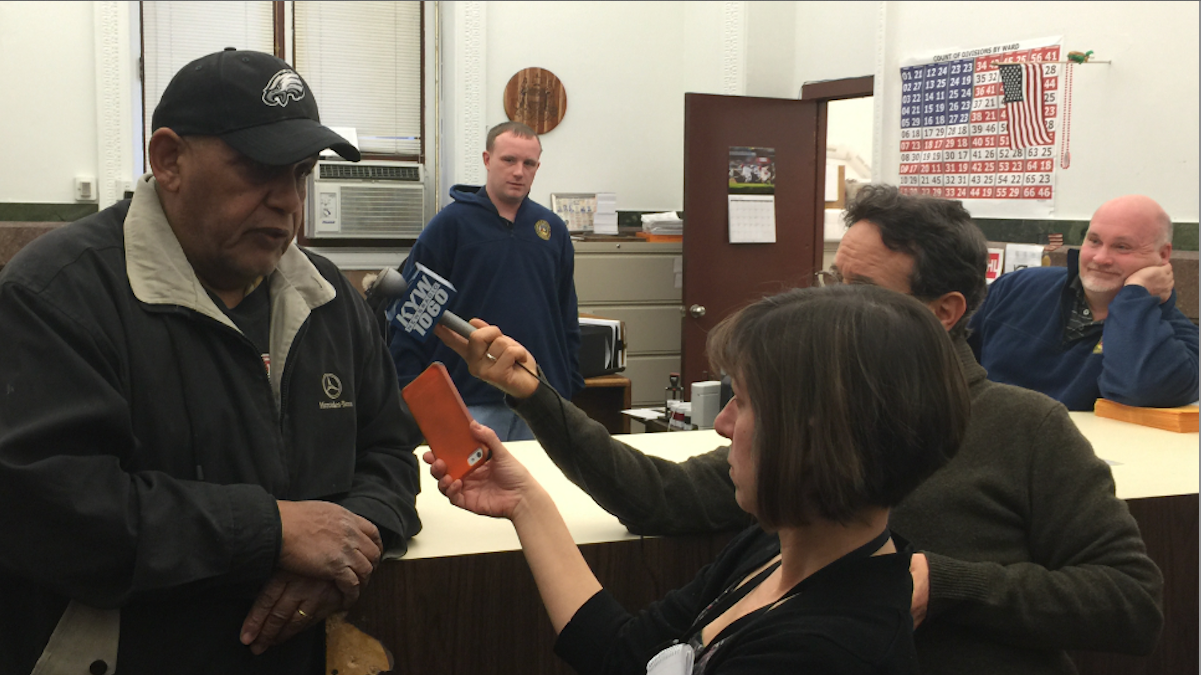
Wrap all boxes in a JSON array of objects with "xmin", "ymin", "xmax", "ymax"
[{"xmin": 969, "ymin": 194, "xmax": 1198, "ymax": 411}]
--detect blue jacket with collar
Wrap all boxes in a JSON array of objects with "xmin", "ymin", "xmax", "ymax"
[{"xmin": 968, "ymin": 249, "xmax": 1198, "ymax": 410}]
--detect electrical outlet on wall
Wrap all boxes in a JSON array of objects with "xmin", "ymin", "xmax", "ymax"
[{"xmin": 75, "ymin": 176, "xmax": 97, "ymax": 202}]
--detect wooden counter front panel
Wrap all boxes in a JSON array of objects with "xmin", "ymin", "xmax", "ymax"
[
  {"xmin": 1071, "ymin": 493, "xmax": 1198, "ymax": 675},
  {"xmin": 349, "ymin": 491, "xmax": 1197, "ymax": 675},
  {"xmin": 347, "ymin": 532, "xmax": 737, "ymax": 674}
]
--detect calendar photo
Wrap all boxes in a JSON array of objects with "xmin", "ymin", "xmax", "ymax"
[{"xmin": 728, "ymin": 146, "xmax": 776, "ymax": 195}]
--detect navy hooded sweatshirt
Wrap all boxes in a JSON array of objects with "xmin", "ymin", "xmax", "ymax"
[{"xmin": 390, "ymin": 184, "xmax": 584, "ymax": 406}]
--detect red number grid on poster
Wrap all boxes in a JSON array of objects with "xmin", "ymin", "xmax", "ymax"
[{"xmin": 899, "ymin": 41, "xmax": 1060, "ymax": 203}]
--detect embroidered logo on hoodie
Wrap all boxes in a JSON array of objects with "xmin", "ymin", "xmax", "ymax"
[{"xmin": 535, "ymin": 220, "xmax": 551, "ymax": 240}]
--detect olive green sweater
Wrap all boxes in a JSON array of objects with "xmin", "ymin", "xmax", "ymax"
[{"xmin": 511, "ymin": 339, "xmax": 1163, "ymax": 675}]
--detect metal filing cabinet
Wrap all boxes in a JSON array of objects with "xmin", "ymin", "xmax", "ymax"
[{"xmin": 573, "ymin": 240, "xmax": 682, "ymax": 407}]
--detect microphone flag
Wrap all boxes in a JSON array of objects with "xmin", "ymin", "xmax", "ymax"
[{"xmin": 386, "ymin": 262, "xmax": 458, "ymax": 341}]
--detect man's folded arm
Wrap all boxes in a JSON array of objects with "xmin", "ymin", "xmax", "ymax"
[{"xmin": 1098, "ymin": 287, "xmax": 1199, "ymax": 407}]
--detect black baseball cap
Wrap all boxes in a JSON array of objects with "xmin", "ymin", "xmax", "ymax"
[{"xmin": 152, "ymin": 48, "xmax": 360, "ymax": 165}]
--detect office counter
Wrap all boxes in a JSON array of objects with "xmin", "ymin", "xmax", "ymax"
[
  {"xmin": 347, "ymin": 418, "xmax": 1197, "ymax": 674},
  {"xmin": 1069, "ymin": 412, "xmax": 1198, "ymax": 499},
  {"xmin": 398, "ymin": 429, "xmax": 725, "ymax": 561},
  {"xmin": 1065, "ymin": 412, "xmax": 1198, "ymax": 675}
]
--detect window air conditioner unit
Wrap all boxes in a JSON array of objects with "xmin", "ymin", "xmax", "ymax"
[{"xmin": 306, "ymin": 159, "xmax": 425, "ymax": 239}]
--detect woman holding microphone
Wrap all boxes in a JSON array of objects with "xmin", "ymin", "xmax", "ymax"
[{"xmin": 428, "ymin": 285, "xmax": 969, "ymax": 674}]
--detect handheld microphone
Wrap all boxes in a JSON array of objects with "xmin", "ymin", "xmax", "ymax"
[
  {"xmin": 372, "ymin": 265, "xmax": 476, "ymax": 340},
  {"xmin": 368, "ymin": 264, "xmax": 539, "ymax": 382}
]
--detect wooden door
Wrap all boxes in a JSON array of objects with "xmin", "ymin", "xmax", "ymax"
[{"xmin": 681, "ymin": 93, "xmax": 822, "ymax": 386}]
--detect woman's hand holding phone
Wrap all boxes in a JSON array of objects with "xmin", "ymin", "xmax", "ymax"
[
  {"xmin": 427, "ymin": 420, "xmax": 602, "ymax": 636},
  {"xmin": 425, "ymin": 421, "xmax": 542, "ymax": 521}
]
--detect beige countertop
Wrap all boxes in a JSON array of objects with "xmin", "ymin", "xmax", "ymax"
[
  {"xmin": 401, "ymin": 416, "xmax": 1196, "ymax": 561},
  {"xmin": 1069, "ymin": 411, "xmax": 1199, "ymax": 500}
]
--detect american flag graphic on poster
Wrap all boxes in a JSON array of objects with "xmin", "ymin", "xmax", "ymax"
[
  {"xmin": 898, "ymin": 37, "xmax": 1061, "ymax": 217},
  {"xmin": 999, "ymin": 63, "xmax": 1054, "ymax": 149}
]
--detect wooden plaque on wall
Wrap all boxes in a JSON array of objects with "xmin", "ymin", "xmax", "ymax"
[{"xmin": 503, "ymin": 67, "xmax": 567, "ymax": 134}]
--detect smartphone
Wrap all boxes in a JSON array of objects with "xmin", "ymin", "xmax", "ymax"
[{"xmin": 402, "ymin": 362, "xmax": 490, "ymax": 481}]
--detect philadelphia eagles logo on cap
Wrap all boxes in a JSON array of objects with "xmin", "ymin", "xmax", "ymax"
[
  {"xmin": 262, "ymin": 70, "xmax": 306, "ymax": 107},
  {"xmin": 535, "ymin": 220, "xmax": 551, "ymax": 241}
]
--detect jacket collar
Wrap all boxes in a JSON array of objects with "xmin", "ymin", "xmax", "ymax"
[
  {"xmin": 1066, "ymin": 247, "xmax": 1081, "ymax": 284},
  {"xmin": 123, "ymin": 173, "xmax": 335, "ymax": 326},
  {"xmin": 123, "ymin": 173, "xmax": 336, "ymax": 403},
  {"xmin": 954, "ymin": 335, "xmax": 987, "ymax": 389},
  {"xmin": 1057, "ymin": 247, "xmax": 1084, "ymax": 326},
  {"xmin": 451, "ymin": 183, "xmax": 530, "ymax": 223}
]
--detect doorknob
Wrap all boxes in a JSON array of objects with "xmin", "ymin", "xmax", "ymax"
[{"xmin": 689, "ymin": 304, "xmax": 706, "ymax": 318}]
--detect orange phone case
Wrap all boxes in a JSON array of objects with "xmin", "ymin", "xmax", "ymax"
[{"xmin": 402, "ymin": 362, "xmax": 490, "ymax": 481}]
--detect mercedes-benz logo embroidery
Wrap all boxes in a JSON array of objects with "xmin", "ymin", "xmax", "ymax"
[
  {"xmin": 322, "ymin": 373, "xmax": 343, "ymax": 400},
  {"xmin": 262, "ymin": 70, "xmax": 306, "ymax": 107}
]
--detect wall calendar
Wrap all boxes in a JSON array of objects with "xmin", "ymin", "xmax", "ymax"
[{"xmin": 899, "ymin": 37, "xmax": 1062, "ymax": 216}]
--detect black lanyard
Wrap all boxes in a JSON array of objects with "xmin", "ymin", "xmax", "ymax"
[{"xmin": 684, "ymin": 527, "xmax": 893, "ymax": 647}]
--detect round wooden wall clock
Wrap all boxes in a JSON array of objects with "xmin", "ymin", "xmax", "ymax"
[{"xmin": 504, "ymin": 67, "xmax": 567, "ymax": 134}]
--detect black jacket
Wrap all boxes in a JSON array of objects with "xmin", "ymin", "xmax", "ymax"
[{"xmin": 0, "ymin": 176, "xmax": 422, "ymax": 674}]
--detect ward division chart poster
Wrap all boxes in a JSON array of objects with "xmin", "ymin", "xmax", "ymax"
[{"xmin": 899, "ymin": 37, "xmax": 1062, "ymax": 217}]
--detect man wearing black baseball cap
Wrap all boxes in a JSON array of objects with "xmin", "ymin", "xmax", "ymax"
[
  {"xmin": 0, "ymin": 49, "xmax": 421, "ymax": 674},
  {"xmin": 152, "ymin": 47, "xmax": 361, "ymax": 166}
]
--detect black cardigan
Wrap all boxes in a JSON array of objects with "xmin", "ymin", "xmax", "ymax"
[{"xmin": 554, "ymin": 526, "xmax": 917, "ymax": 675}]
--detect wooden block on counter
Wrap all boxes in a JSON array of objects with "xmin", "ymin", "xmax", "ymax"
[{"xmin": 1094, "ymin": 399, "xmax": 1199, "ymax": 433}]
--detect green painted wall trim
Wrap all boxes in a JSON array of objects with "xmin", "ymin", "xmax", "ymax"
[
  {"xmin": 974, "ymin": 218, "xmax": 1198, "ymax": 252},
  {"xmin": 0, "ymin": 203, "xmax": 99, "ymax": 223},
  {"xmin": 6, "ymin": 205, "xmax": 1193, "ymax": 251}
]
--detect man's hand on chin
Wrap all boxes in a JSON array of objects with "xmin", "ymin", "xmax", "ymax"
[{"xmin": 1124, "ymin": 262, "xmax": 1174, "ymax": 304}]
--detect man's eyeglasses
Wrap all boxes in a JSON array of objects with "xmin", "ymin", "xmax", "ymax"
[{"xmin": 813, "ymin": 269, "xmax": 843, "ymax": 288}]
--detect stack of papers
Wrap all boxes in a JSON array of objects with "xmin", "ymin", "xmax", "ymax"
[
  {"xmin": 641, "ymin": 211, "xmax": 683, "ymax": 236},
  {"xmin": 622, "ymin": 408, "xmax": 666, "ymax": 422},
  {"xmin": 594, "ymin": 193, "xmax": 618, "ymax": 235}
]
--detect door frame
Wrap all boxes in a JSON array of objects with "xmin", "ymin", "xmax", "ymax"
[{"xmin": 801, "ymin": 75, "xmax": 875, "ymax": 270}]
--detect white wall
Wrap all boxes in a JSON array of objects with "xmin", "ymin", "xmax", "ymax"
[
  {"xmin": 877, "ymin": 1, "xmax": 1200, "ymax": 221},
  {"xmin": 793, "ymin": 1, "xmax": 879, "ymax": 91},
  {"xmin": 0, "ymin": 0, "xmax": 781, "ymax": 218},
  {"xmin": 458, "ymin": 1, "xmax": 801, "ymax": 213},
  {"xmin": 747, "ymin": 1, "xmax": 797, "ymax": 98},
  {"xmin": 469, "ymin": 1, "xmax": 735, "ymax": 213},
  {"xmin": 0, "ymin": 1, "xmax": 98, "ymax": 204},
  {"xmin": 2, "ymin": 1, "xmax": 1194, "ymax": 228}
]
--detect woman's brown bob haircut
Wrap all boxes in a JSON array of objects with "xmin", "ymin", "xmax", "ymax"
[{"xmin": 707, "ymin": 285, "xmax": 970, "ymax": 529}]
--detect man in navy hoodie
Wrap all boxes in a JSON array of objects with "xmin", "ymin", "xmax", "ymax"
[
  {"xmin": 391, "ymin": 121, "xmax": 583, "ymax": 440},
  {"xmin": 969, "ymin": 195, "xmax": 1198, "ymax": 410}
]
